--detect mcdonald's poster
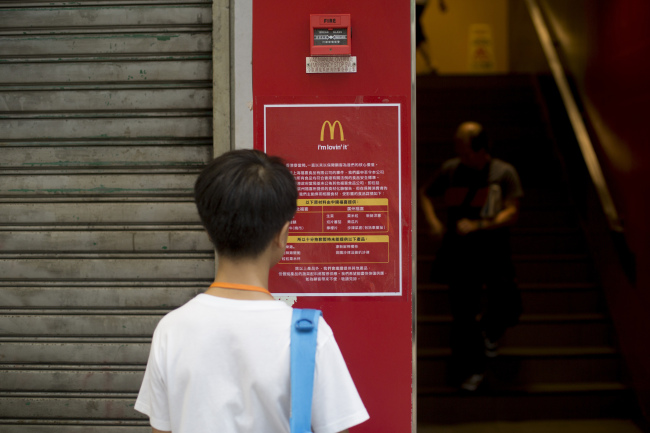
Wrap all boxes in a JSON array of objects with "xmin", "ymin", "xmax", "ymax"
[{"xmin": 263, "ymin": 104, "xmax": 404, "ymax": 296}]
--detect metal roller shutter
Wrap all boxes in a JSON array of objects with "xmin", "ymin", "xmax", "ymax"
[{"xmin": 0, "ymin": 0, "xmax": 226, "ymax": 430}]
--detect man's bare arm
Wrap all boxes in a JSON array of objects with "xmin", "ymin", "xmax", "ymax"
[{"xmin": 419, "ymin": 186, "xmax": 445, "ymax": 237}]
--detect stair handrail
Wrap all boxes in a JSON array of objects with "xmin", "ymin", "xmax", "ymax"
[{"xmin": 525, "ymin": 0, "xmax": 623, "ymax": 233}]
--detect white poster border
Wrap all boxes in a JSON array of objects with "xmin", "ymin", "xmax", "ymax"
[{"xmin": 264, "ymin": 103, "xmax": 403, "ymax": 297}]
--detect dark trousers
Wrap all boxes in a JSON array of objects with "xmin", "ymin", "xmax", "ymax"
[{"xmin": 441, "ymin": 233, "xmax": 522, "ymax": 380}]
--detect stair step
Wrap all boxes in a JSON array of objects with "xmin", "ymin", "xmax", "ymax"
[
  {"xmin": 416, "ymin": 136, "xmax": 552, "ymax": 161},
  {"xmin": 417, "ymin": 73, "xmax": 536, "ymax": 87},
  {"xmin": 417, "ymin": 419, "xmax": 650, "ymax": 433},
  {"xmin": 416, "ymin": 205, "xmax": 581, "ymax": 230},
  {"xmin": 417, "ymin": 228, "xmax": 587, "ymax": 256},
  {"xmin": 417, "ymin": 282, "xmax": 605, "ymax": 316},
  {"xmin": 417, "ymin": 347, "xmax": 622, "ymax": 387},
  {"xmin": 418, "ymin": 123, "xmax": 546, "ymax": 145},
  {"xmin": 417, "ymin": 105, "xmax": 542, "ymax": 121},
  {"xmin": 418, "ymin": 314, "xmax": 615, "ymax": 347},
  {"xmin": 418, "ymin": 381, "xmax": 628, "ymax": 395},
  {"xmin": 417, "ymin": 162, "xmax": 566, "ymax": 189},
  {"xmin": 516, "ymin": 208, "xmax": 581, "ymax": 228},
  {"xmin": 418, "ymin": 254, "xmax": 595, "ymax": 285},
  {"xmin": 419, "ymin": 313, "xmax": 608, "ymax": 323},
  {"xmin": 418, "ymin": 346, "xmax": 618, "ymax": 357},
  {"xmin": 417, "ymin": 382, "xmax": 635, "ymax": 423},
  {"xmin": 418, "ymin": 186, "xmax": 574, "ymax": 206},
  {"xmin": 510, "ymin": 229, "xmax": 587, "ymax": 254}
]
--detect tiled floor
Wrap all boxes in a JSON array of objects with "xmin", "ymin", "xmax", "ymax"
[{"xmin": 418, "ymin": 419, "xmax": 645, "ymax": 433}]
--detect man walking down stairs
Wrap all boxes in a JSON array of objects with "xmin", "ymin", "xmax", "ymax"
[
  {"xmin": 416, "ymin": 74, "xmax": 642, "ymax": 426},
  {"xmin": 419, "ymin": 121, "xmax": 524, "ymax": 392}
]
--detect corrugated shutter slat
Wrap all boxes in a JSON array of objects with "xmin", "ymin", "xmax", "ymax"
[{"xmin": 0, "ymin": 0, "xmax": 217, "ymax": 429}]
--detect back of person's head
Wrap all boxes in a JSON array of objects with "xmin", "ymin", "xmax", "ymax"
[
  {"xmin": 468, "ymin": 127, "xmax": 490, "ymax": 153},
  {"xmin": 455, "ymin": 121, "xmax": 491, "ymax": 153},
  {"xmin": 194, "ymin": 149, "xmax": 297, "ymax": 259},
  {"xmin": 454, "ymin": 122, "xmax": 492, "ymax": 169}
]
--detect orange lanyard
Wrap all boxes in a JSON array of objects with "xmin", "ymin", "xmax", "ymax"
[{"xmin": 209, "ymin": 281, "xmax": 272, "ymax": 296}]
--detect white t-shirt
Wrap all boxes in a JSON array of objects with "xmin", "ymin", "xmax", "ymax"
[{"xmin": 135, "ymin": 294, "xmax": 369, "ymax": 433}]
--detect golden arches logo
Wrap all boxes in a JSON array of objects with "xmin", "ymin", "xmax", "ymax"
[{"xmin": 320, "ymin": 120, "xmax": 345, "ymax": 141}]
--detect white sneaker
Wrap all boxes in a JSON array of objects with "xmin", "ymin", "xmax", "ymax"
[
  {"xmin": 483, "ymin": 333, "xmax": 499, "ymax": 358},
  {"xmin": 460, "ymin": 373, "xmax": 485, "ymax": 391}
]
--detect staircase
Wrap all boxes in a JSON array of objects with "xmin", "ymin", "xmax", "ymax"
[{"xmin": 416, "ymin": 74, "xmax": 638, "ymax": 424}]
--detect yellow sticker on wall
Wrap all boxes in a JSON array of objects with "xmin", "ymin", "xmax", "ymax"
[{"xmin": 468, "ymin": 24, "xmax": 496, "ymax": 72}]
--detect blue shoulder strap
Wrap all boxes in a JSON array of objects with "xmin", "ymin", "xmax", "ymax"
[{"xmin": 290, "ymin": 308, "xmax": 322, "ymax": 433}]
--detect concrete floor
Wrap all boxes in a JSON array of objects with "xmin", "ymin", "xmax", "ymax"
[{"xmin": 418, "ymin": 419, "xmax": 645, "ymax": 433}]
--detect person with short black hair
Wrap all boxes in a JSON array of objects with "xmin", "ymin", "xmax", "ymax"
[
  {"xmin": 135, "ymin": 149, "xmax": 369, "ymax": 433},
  {"xmin": 419, "ymin": 122, "xmax": 523, "ymax": 391},
  {"xmin": 194, "ymin": 149, "xmax": 298, "ymax": 259}
]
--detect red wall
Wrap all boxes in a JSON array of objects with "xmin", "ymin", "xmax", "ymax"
[
  {"xmin": 252, "ymin": 1, "xmax": 413, "ymax": 431},
  {"xmin": 584, "ymin": 0, "xmax": 650, "ymax": 273},
  {"xmin": 541, "ymin": 0, "xmax": 650, "ymax": 418}
]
